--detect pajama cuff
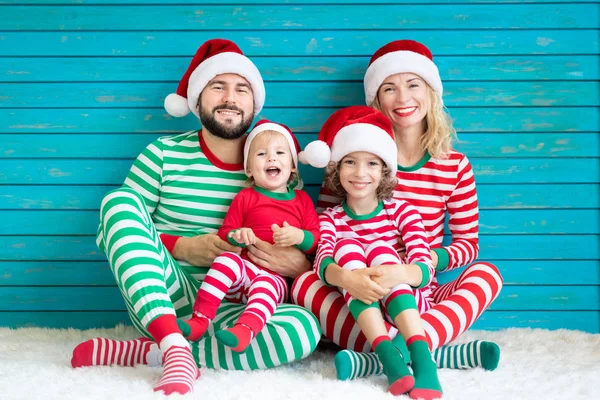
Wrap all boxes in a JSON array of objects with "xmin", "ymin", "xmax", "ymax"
[
  {"xmin": 348, "ymin": 298, "xmax": 380, "ymax": 320},
  {"xmin": 160, "ymin": 234, "xmax": 182, "ymax": 254},
  {"xmin": 414, "ymin": 262, "xmax": 431, "ymax": 289},
  {"xmin": 319, "ymin": 257, "xmax": 336, "ymax": 286},
  {"xmin": 295, "ymin": 230, "xmax": 315, "ymax": 253},
  {"xmin": 386, "ymin": 294, "xmax": 418, "ymax": 320},
  {"xmin": 433, "ymin": 248, "xmax": 450, "ymax": 272}
]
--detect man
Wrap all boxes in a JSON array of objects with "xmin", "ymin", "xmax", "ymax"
[{"xmin": 71, "ymin": 39, "xmax": 320, "ymax": 396}]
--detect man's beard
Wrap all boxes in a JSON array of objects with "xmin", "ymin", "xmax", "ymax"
[{"xmin": 199, "ymin": 104, "xmax": 253, "ymax": 140}]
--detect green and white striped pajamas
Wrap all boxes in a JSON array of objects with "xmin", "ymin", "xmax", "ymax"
[{"xmin": 96, "ymin": 130, "xmax": 320, "ymax": 370}]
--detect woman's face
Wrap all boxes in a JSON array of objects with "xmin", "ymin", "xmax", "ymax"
[{"xmin": 376, "ymin": 72, "xmax": 429, "ymax": 131}]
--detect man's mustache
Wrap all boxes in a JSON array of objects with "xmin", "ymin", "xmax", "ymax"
[{"xmin": 213, "ymin": 104, "xmax": 244, "ymax": 115}]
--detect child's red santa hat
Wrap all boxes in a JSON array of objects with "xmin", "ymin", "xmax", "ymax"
[
  {"xmin": 164, "ymin": 38, "xmax": 265, "ymax": 118},
  {"xmin": 299, "ymin": 106, "xmax": 397, "ymax": 176},
  {"xmin": 364, "ymin": 40, "xmax": 443, "ymax": 106},
  {"xmin": 244, "ymin": 120, "xmax": 302, "ymax": 172}
]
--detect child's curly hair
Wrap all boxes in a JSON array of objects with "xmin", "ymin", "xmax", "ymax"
[{"xmin": 323, "ymin": 157, "xmax": 397, "ymax": 200}]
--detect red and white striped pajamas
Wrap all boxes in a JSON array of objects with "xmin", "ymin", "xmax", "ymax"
[
  {"xmin": 194, "ymin": 251, "xmax": 288, "ymax": 333},
  {"xmin": 292, "ymin": 152, "xmax": 504, "ymax": 351},
  {"xmin": 194, "ymin": 186, "xmax": 320, "ymax": 335},
  {"xmin": 316, "ymin": 199, "xmax": 435, "ymax": 311}
]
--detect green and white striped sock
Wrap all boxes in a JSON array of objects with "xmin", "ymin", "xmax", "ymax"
[
  {"xmin": 334, "ymin": 348, "xmax": 384, "ymax": 380},
  {"xmin": 334, "ymin": 340, "xmax": 500, "ymax": 380},
  {"xmin": 434, "ymin": 340, "xmax": 500, "ymax": 370}
]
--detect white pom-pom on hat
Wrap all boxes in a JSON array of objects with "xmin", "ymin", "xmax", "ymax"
[
  {"xmin": 298, "ymin": 140, "xmax": 331, "ymax": 169},
  {"xmin": 164, "ymin": 93, "xmax": 191, "ymax": 118}
]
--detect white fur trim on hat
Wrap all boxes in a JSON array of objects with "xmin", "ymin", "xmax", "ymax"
[
  {"xmin": 244, "ymin": 122, "xmax": 298, "ymax": 171},
  {"xmin": 298, "ymin": 140, "xmax": 331, "ymax": 169},
  {"xmin": 364, "ymin": 50, "xmax": 443, "ymax": 106},
  {"xmin": 164, "ymin": 93, "xmax": 191, "ymax": 117},
  {"xmin": 331, "ymin": 123, "xmax": 398, "ymax": 176},
  {"xmin": 187, "ymin": 52, "xmax": 265, "ymax": 118}
]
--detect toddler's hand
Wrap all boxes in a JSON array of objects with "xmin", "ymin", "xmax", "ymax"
[
  {"xmin": 272, "ymin": 221, "xmax": 304, "ymax": 247},
  {"xmin": 229, "ymin": 228, "xmax": 257, "ymax": 246}
]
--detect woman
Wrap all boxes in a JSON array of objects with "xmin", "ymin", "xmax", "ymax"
[{"xmin": 292, "ymin": 40, "xmax": 504, "ymax": 380}]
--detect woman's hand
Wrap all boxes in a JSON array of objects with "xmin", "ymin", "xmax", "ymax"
[
  {"xmin": 341, "ymin": 269, "xmax": 389, "ymax": 304},
  {"xmin": 247, "ymin": 238, "xmax": 311, "ymax": 278}
]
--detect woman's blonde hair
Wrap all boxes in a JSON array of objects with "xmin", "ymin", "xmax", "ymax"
[
  {"xmin": 245, "ymin": 130, "xmax": 298, "ymax": 187},
  {"xmin": 372, "ymin": 84, "xmax": 457, "ymax": 159},
  {"xmin": 323, "ymin": 158, "xmax": 397, "ymax": 201}
]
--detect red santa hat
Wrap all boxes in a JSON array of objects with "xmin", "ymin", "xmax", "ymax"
[
  {"xmin": 164, "ymin": 38, "xmax": 265, "ymax": 118},
  {"xmin": 244, "ymin": 120, "xmax": 302, "ymax": 172},
  {"xmin": 364, "ymin": 40, "xmax": 443, "ymax": 106},
  {"xmin": 299, "ymin": 106, "xmax": 397, "ymax": 176}
]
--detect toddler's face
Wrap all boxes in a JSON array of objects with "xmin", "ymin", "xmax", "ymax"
[{"xmin": 246, "ymin": 132, "xmax": 296, "ymax": 193}]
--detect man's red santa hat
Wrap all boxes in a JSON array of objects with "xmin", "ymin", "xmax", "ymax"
[{"xmin": 164, "ymin": 39, "xmax": 265, "ymax": 118}]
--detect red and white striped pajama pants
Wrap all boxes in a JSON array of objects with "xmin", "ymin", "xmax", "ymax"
[
  {"xmin": 292, "ymin": 256, "xmax": 502, "ymax": 351},
  {"xmin": 334, "ymin": 238, "xmax": 428, "ymax": 317},
  {"xmin": 194, "ymin": 251, "xmax": 288, "ymax": 332}
]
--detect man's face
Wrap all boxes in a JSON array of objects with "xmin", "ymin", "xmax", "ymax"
[{"xmin": 198, "ymin": 73, "xmax": 255, "ymax": 140}]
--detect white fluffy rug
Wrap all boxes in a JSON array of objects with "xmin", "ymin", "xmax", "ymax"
[{"xmin": 0, "ymin": 326, "xmax": 598, "ymax": 400}]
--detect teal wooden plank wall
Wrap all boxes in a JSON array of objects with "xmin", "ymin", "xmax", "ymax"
[{"xmin": 0, "ymin": 0, "xmax": 599, "ymax": 333}]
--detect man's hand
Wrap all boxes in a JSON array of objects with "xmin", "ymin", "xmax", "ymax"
[
  {"xmin": 229, "ymin": 228, "xmax": 257, "ymax": 246},
  {"xmin": 272, "ymin": 221, "xmax": 304, "ymax": 247},
  {"xmin": 247, "ymin": 238, "xmax": 311, "ymax": 278},
  {"xmin": 173, "ymin": 233, "xmax": 241, "ymax": 266},
  {"xmin": 341, "ymin": 269, "xmax": 389, "ymax": 304}
]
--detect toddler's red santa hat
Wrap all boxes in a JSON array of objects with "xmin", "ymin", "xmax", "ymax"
[
  {"xmin": 298, "ymin": 106, "xmax": 397, "ymax": 176},
  {"xmin": 164, "ymin": 39, "xmax": 265, "ymax": 118},
  {"xmin": 244, "ymin": 120, "xmax": 301, "ymax": 172},
  {"xmin": 364, "ymin": 40, "xmax": 443, "ymax": 106}
]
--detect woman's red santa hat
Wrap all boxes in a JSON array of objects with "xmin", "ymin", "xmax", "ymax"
[
  {"xmin": 299, "ymin": 106, "xmax": 398, "ymax": 176},
  {"xmin": 243, "ymin": 120, "xmax": 302, "ymax": 172},
  {"xmin": 363, "ymin": 40, "xmax": 443, "ymax": 106},
  {"xmin": 164, "ymin": 38, "xmax": 265, "ymax": 118}
]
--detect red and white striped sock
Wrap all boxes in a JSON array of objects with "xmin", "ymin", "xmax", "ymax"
[
  {"xmin": 71, "ymin": 337, "xmax": 161, "ymax": 368},
  {"xmin": 154, "ymin": 334, "xmax": 199, "ymax": 395},
  {"xmin": 149, "ymin": 315, "xmax": 199, "ymax": 396}
]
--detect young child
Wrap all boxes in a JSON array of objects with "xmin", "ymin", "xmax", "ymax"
[
  {"xmin": 178, "ymin": 120, "xmax": 320, "ymax": 353},
  {"xmin": 299, "ymin": 106, "xmax": 442, "ymax": 400}
]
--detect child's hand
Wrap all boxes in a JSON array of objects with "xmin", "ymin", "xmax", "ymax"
[
  {"xmin": 229, "ymin": 228, "xmax": 257, "ymax": 246},
  {"xmin": 271, "ymin": 221, "xmax": 304, "ymax": 247},
  {"xmin": 341, "ymin": 268, "xmax": 389, "ymax": 304},
  {"xmin": 371, "ymin": 264, "xmax": 407, "ymax": 289}
]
